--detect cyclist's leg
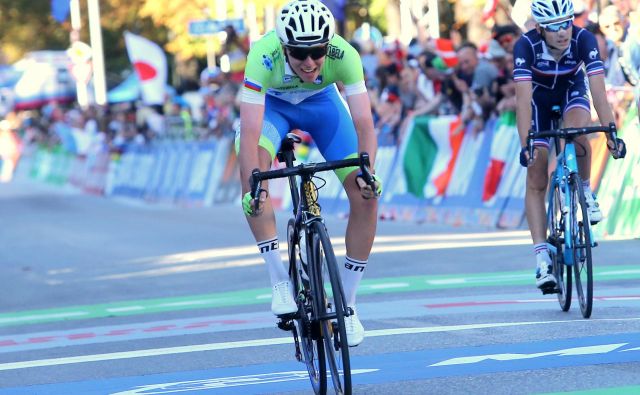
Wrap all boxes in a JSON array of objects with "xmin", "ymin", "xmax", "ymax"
[
  {"xmin": 563, "ymin": 79, "xmax": 592, "ymax": 183},
  {"xmin": 235, "ymin": 100, "xmax": 296, "ymax": 314},
  {"xmin": 301, "ymin": 87, "xmax": 377, "ymax": 304},
  {"xmin": 563, "ymin": 79, "xmax": 601, "ymax": 222},
  {"xmin": 302, "ymin": 87, "xmax": 376, "ymax": 345},
  {"xmin": 527, "ymin": 96, "xmax": 554, "ymax": 287}
]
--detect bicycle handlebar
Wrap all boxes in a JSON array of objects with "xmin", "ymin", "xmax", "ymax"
[
  {"xmin": 249, "ymin": 152, "xmax": 376, "ymax": 211},
  {"xmin": 526, "ymin": 123, "xmax": 621, "ymax": 165}
]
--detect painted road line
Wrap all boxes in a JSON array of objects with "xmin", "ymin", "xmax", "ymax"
[
  {"xmin": 0, "ymin": 314, "xmax": 276, "ymax": 353},
  {"xmin": 127, "ymin": 231, "xmax": 532, "ymax": 265},
  {"xmin": 542, "ymin": 387, "xmax": 640, "ymax": 395},
  {"xmin": 2, "ymin": 267, "xmax": 640, "ymax": 328},
  {"xmin": 101, "ymin": 234, "xmax": 535, "ymax": 281},
  {"xmin": 1, "ymin": 318, "xmax": 639, "ymax": 372},
  {"xmin": 2, "ymin": 294, "xmax": 640, "ymax": 353},
  {"xmin": 3, "ymin": 334, "xmax": 639, "ymax": 395}
]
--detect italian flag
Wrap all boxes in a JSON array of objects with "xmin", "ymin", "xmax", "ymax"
[
  {"xmin": 401, "ymin": 115, "xmax": 463, "ymax": 198},
  {"xmin": 483, "ymin": 111, "xmax": 518, "ymax": 202}
]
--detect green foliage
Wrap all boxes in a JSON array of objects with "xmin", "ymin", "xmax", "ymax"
[
  {"xmin": 0, "ymin": 1, "xmax": 69, "ymax": 63},
  {"xmin": 0, "ymin": 0, "xmax": 167, "ymax": 82}
]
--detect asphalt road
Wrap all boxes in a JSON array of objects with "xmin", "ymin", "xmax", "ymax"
[{"xmin": 1, "ymin": 179, "xmax": 639, "ymax": 394}]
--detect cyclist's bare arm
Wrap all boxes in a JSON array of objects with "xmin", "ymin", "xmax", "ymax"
[
  {"xmin": 588, "ymin": 73, "xmax": 615, "ymax": 128},
  {"xmin": 515, "ymin": 81, "xmax": 534, "ymax": 159},
  {"xmin": 239, "ymin": 101, "xmax": 266, "ymax": 195},
  {"xmin": 587, "ymin": 73, "xmax": 624, "ymax": 156},
  {"xmin": 347, "ymin": 92, "xmax": 377, "ymax": 166}
]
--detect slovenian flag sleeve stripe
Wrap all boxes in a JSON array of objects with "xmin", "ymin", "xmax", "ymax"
[{"xmin": 244, "ymin": 78, "xmax": 263, "ymax": 92}]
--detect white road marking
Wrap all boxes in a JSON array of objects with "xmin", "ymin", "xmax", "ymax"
[
  {"xmin": 1, "ymin": 317, "xmax": 639, "ymax": 372},
  {"xmin": 367, "ymin": 282, "xmax": 410, "ymax": 289},
  {"xmin": 0, "ymin": 312, "xmax": 88, "ymax": 324}
]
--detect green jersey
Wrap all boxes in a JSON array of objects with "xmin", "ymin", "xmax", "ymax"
[{"xmin": 241, "ymin": 31, "xmax": 367, "ymax": 105}]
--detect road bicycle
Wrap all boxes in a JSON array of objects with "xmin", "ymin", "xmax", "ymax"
[
  {"xmin": 250, "ymin": 133, "xmax": 377, "ymax": 395},
  {"xmin": 526, "ymin": 108, "xmax": 622, "ymax": 318}
]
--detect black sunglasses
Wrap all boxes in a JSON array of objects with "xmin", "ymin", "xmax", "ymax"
[{"xmin": 286, "ymin": 45, "xmax": 328, "ymax": 61}]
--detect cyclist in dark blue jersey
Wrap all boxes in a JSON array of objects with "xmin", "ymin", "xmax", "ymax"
[{"xmin": 514, "ymin": 0, "xmax": 626, "ymax": 290}]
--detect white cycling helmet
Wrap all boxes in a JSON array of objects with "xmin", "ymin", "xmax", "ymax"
[
  {"xmin": 276, "ymin": 0, "xmax": 335, "ymax": 47},
  {"xmin": 531, "ymin": 0, "xmax": 575, "ymax": 24}
]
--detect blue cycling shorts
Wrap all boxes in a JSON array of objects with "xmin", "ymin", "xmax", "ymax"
[
  {"xmin": 530, "ymin": 71, "xmax": 591, "ymax": 149},
  {"xmin": 235, "ymin": 85, "xmax": 359, "ymax": 182}
]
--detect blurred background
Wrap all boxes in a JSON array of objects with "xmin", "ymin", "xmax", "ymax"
[{"xmin": 0, "ymin": 0, "xmax": 638, "ymax": 238}]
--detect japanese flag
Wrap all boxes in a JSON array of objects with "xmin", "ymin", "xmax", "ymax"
[{"xmin": 124, "ymin": 31, "xmax": 167, "ymax": 105}]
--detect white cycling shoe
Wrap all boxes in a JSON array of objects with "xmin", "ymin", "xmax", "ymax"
[
  {"xmin": 345, "ymin": 306, "xmax": 365, "ymax": 347},
  {"xmin": 584, "ymin": 189, "xmax": 603, "ymax": 224},
  {"xmin": 271, "ymin": 281, "xmax": 297, "ymax": 316},
  {"xmin": 535, "ymin": 252, "xmax": 557, "ymax": 290}
]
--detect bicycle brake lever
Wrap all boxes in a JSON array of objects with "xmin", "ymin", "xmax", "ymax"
[
  {"xmin": 358, "ymin": 152, "xmax": 378, "ymax": 197},
  {"xmin": 250, "ymin": 168, "xmax": 262, "ymax": 213},
  {"xmin": 527, "ymin": 130, "xmax": 535, "ymax": 166}
]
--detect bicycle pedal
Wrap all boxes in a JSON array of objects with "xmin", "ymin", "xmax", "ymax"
[
  {"xmin": 276, "ymin": 318, "xmax": 296, "ymax": 331},
  {"xmin": 540, "ymin": 284, "xmax": 559, "ymax": 295}
]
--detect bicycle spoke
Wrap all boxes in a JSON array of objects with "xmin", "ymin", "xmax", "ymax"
[
  {"xmin": 547, "ymin": 180, "xmax": 571, "ymax": 311},
  {"xmin": 288, "ymin": 220, "xmax": 326, "ymax": 394},
  {"xmin": 311, "ymin": 221, "xmax": 352, "ymax": 395},
  {"xmin": 570, "ymin": 174, "xmax": 593, "ymax": 318}
]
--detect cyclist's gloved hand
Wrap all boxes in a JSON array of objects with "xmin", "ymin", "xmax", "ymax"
[
  {"xmin": 356, "ymin": 173, "xmax": 382, "ymax": 199},
  {"xmin": 519, "ymin": 146, "xmax": 530, "ymax": 167},
  {"xmin": 607, "ymin": 138, "xmax": 626, "ymax": 159},
  {"xmin": 242, "ymin": 190, "xmax": 267, "ymax": 217},
  {"xmin": 520, "ymin": 145, "xmax": 539, "ymax": 167}
]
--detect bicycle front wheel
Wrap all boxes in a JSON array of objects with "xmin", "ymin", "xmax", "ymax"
[
  {"xmin": 308, "ymin": 221, "xmax": 352, "ymax": 395},
  {"xmin": 287, "ymin": 219, "xmax": 326, "ymax": 394},
  {"xmin": 547, "ymin": 179, "xmax": 571, "ymax": 311},
  {"xmin": 569, "ymin": 174, "xmax": 593, "ymax": 318}
]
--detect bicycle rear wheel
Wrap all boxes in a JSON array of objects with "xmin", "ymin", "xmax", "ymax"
[
  {"xmin": 569, "ymin": 174, "xmax": 593, "ymax": 318},
  {"xmin": 547, "ymin": 179, "xmax": 571, "ymax": 311},
  {"xmin": 308, "ymin": 221, "xmax": 352, "ymax": 395},
  {"xmin": 287, "ymin": 219, "xmax": 326, "ymax": 394}
]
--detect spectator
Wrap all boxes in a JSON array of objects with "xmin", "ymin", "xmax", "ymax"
[
  {"xmin": 414, "ymin": 52, "xmax": 453, "ymax": 117},
  {"xmin": 221, "ymin": 25, "xmax": 249, "ymax": 84},
  {"xmin": 611, "ymin": 0, "xmax": 632, "ymax": 18},
  {"xmin": 448, "ymin": 42, "xmax": 498, "ymax": 125},
  {"xmin": 492, "ymin": 24, "xmax": 521, "ymax": 54},
  {"xmin": 374, "ymin": 62, "xmax": 403, "ymax": 144},
  {"xmin": 600, "ymin": 5, "xmax": 629, "ymax": 87},
  {"xmin": 572, "ymin": 0, "xmax": 590, "ymax": 28}
]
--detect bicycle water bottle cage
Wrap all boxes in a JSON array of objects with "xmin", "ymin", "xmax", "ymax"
[{"xmin": 551, "ymin": 105, "xmax": 562, "ymax": 122}]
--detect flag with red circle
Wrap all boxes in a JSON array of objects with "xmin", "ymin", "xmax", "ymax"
[{"xmin": 124, "ymin": 31, "xmax": 167, "ymax": 105}]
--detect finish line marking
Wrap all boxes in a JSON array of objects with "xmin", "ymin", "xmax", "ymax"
[{"xmin": 1, "ymin": 317, "xmax": 639, "ymax": 371}]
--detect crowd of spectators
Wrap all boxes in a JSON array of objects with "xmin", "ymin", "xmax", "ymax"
[
  {"xmin": 363, "ymin": 0, "xmax": 639, "ymax": 147},
  {"xmin": 4, "ymin": 0, "xmax": 640, "ymax": 159}
]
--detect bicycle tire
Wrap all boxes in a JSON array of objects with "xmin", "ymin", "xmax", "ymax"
[
  {"xmin": 569, "ymin": 174, "xmax": 593, "ymax": 318},
  {"xmin": 308, "ymin": 221, "xmax": 352, "ymax": 395},
  {"xmin": 547, "ymin": 178, "xmax": 571, "ymax": 311},
  {"xmin": 287, "ymin": 219, "xmax": 326, "ymax": 394}
]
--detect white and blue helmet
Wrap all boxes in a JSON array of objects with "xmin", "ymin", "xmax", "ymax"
[
  {"xmin": 276, "ymin": 0, "xmax": 335, "ymax": 47},
  {"xmin": 531, "ymin": 0, "xmax": 575, "ymax": 24}
]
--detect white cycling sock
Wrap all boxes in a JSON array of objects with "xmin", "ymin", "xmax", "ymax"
[
  {"xmin": 258, "ymin": 238, "xmax": 288, "ymax": 286},
  {"xmin": 582, "ymin": 179, "xmax": 594, "ymax": 195},
  {"xmin": 341, "ymin": 256, "xmax": 367, "ymax": 307},
  {"xmin": 534, "ymin": 243, "xmax": 548, "ymax": 256}
]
